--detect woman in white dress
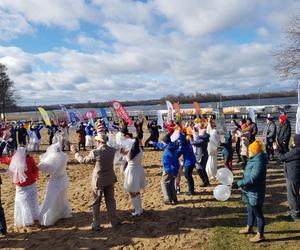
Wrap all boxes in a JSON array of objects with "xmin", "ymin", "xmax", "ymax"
[
  {"xmin": 122, "ymin": 138, "xmax": 147, "ymax": 216},
  {"xmin": 38, "ymin": 142, "xmax": 72, "ymax": 226},
  {"xmin": 0, "ymin": 147, "xmax": 39, "ymax": 227}
]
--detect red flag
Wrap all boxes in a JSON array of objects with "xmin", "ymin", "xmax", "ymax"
[{"xmin": 111, "ymin": 100, "xmax": 133, "ymax": 126}]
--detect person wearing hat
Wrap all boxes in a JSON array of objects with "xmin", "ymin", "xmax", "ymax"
[
  {"xmin": 277, "ymin": 115, "xmax": 291, "ymax": 153},
  {"xmin": 71, "ymin": 134, "xmax": 120, "ymax": 231},
  {"xmin": 262, "ymin": 116, "xmax": 277, "ymax": 161},
  {"xmin": 232, "ymin": 140, "xmax": 268, "ymax": 243},
  {"xmin": 274, "ymin": 134, "xmax": 300, "ymax": 221}
]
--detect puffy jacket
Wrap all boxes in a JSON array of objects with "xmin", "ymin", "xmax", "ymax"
[
  {"xmin": 178, "ymin": 133, "xmax": 196, "ymax": 168},
  {"xmin": 237, "ymin": 152, "xmax": 267, "ymax": 207},
  {"xmin": 191, "ymin": 133, "xmax": 210, "ymax": 162},
  {"xmin": 221, "ymin": 132, "xmax": 233, "ymax": 160},
  {"xmin": 85, "ymin": 124, "xmax": 94, "ymax": 136},
  {"xmin": 277, "ymin": 134, "xmax": 300, "ymax": 183},
  {"xmin": 263, "ymin": 121, "xmax": 276, "ymax": 144},
  {"xmin": 30, "ymin": 125, "xmax": 43, "ymax": 140},
  {"xmin": 162, "ymin": 142, "xmax": 180, "ymax": 176},
  {"xmin": 0, "ymin": 155, "xmax": 39, "ymax": 187}
]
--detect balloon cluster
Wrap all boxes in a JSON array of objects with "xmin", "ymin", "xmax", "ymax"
[{"xmin": 213, "ymin": 168, "xmax": 233, "ymax": 201}]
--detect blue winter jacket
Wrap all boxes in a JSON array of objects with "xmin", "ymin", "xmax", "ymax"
[
  {"xmin": 177, "ymin": 133, "xmax": 196, "ymax": 168},
  {"xmin": 85, "ymin": 124, "xmax": 94, "ymax": 136},
  {"xmin": 237, "ymin": 152, "xmax": 267, "ymax": 207},
  {"xmin": 30, "ymin": 125, "xmax": 43, "ymax": 140},
  {"xmin": 162, "ymin": 142, "xmax": 180, "ymax": 176}
]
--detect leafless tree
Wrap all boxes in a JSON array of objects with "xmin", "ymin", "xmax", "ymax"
[
  {"xmin": 0, "ymin": 63, "xmax": 17, "ymax": 120},
  {"xmin": 273, "ymin": 16, "xmax": 300, "ymax": 78}
]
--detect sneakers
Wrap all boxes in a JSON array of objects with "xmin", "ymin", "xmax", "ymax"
[
  {"xmin": 250, "ymin": 233, "xmax": 265, "ymax": 243},
  {"xmin": 238, "ymin": 226, "xmax": 255, "ymax": 234}
]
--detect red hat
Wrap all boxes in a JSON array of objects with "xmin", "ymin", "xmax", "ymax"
[{"xmin": 279, "ymin": 115, "xmax": 288, "ymax": 124}]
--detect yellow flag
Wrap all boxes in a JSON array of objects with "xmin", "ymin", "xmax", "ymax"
[{"xmin": 38, "ymin": 107, "xmax": 51, "ymax": 126}]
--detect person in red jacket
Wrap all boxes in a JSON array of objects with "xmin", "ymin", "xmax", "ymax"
[{"xmin": 0, "ymin": 147, "xmax": 39, "ymax": 227}]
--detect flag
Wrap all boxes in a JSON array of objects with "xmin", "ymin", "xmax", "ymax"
[
  {"xmin": 100, "ymin": 108, "xmax": 110, "ymax": 129},
  {"xmin": 59, "ymin": 104, "xmax": 70, "ymax": 123},
  {"xmin": 110, "ymin": 107, "xmax": 119, "ymax": 123},
  {"xmin": 165, "ymin": 100, "xmax": 174, "ymax": 122},
  {"xmin": 38, "ymin": 107, "xmax": 51, "ymax": 126},
  {"xmin": 112, "ymin": 100, "xmax": 133, "ymax": 126},
  {"xmin": 69, "ymin": 111, "xmax": 80, "ymax": 126},
  {"xmin": 194, "ymin": 102, "xmax": 202, "ymax": 115}
]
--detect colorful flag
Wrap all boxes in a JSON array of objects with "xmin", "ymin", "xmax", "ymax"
[
  {"xmin": 110, "ymin": 107, "xmax": 119, "ymax": 123},
  {"xmin": 69, "ymin": 111, "xmax": 80, "ymax": 126},
  {"xmin": 59, "ymin": 104, "xmax": 70, "ymax": 123},
  {"xmin": 100, "ymin": 108, "xmax": 110, "ymax": 129},
  {"xmin": 111, "ymin": 100, "xmax": 133, "ymax": 126},
  {"xmin": 38, "ymin": 107, "xmax": 51, "ymax": 126}
]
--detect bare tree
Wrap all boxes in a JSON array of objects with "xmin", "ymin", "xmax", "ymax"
[
  {"xmin": 273, "ymin": 16, "xmax": 300, "ymax": 78},
  {"xmin": 0, "ymin": 63, "xmax": 17, "ymax": 120}
]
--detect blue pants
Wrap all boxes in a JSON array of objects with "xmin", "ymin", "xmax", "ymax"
[
  {"xmin": 247, "ymin": 204, "xmax": 265, "ymax": 235},
  {"xmin": 184, "ymin": 166, "xmax": 195, "ymax": 193}
]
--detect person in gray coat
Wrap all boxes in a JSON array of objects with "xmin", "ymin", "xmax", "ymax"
[
  {"xmin": 262, "ymin": 116, "xmax": 276, "ymax": 161},
  {"xmin": 71, "ymin": 134, "xmax": 120, "ymax": 231}
]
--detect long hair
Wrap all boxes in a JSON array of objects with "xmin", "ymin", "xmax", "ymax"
[{"xmin": 128, "ymin": 137, "xmax": 140, "ymax": 160}]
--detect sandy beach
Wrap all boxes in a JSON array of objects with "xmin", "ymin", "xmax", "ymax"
[{"xmin": 0, "ymin": 129, "xmax": 300, "ymax": 250}]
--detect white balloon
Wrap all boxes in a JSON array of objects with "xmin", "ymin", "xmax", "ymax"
[
  {"xmin": 213, "ymin": 185, "xmax": 231, "ymax": 201},
  {"xmin": 216, "ymin": 167, "xmax": 234, "ymax": 185}
]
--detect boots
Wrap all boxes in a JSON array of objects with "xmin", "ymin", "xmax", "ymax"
[
  {"xmin": 197, "ymin": 169, "xmax": 210, "ymax": 187},
  {"xmin": 239, "ymin": 226, "xmax": 254, "ymax": 234},
  {"xmin": 131, "ymin": 195, "xmax": 143, "ymax": 217},
  {"xmin": 250, "ymin": 233, "xmax": 265, "ymax": 243}
]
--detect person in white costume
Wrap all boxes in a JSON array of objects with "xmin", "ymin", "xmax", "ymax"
[
  {"xmin": 122, "ymin": 137, "xmax": 147, "ymax": 216},
  {"xmin": 38, "ymin": 142, "xmax": 72, "ymax": 226},
  {"xmin": 206, "ymin": 119, "xmax": 220, "ymax": 180},
  {"xmin": 0, "ymin": 147, "xmax": 39, "ymax": 227}
]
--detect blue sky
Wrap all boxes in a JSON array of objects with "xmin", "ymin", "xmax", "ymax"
[{"xmin": 0, "ymin": 0, "xmax": 299, "ymax": 106}]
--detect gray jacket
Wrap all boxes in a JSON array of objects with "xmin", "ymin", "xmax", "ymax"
[{"xmin": 75, "ymin": 144, "xmax": 117, "ymax": 191}]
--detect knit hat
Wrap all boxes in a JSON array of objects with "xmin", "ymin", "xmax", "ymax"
[
  {"xmin": 248, "ymin": 140, "xmax": 263, "ymax": 156},
  {"xmin": 279, "ymin": 115, "xmax": 288, "ymax": 124}
]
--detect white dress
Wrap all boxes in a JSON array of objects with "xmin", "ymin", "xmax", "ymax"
[
  {"xmin": 14, "ymin": 183, "xmax": 39, "ymax": 227},
  {"xmin": 123, "ymin": 151, "xmax": 147, "ymax": 193},
  {"xmin": 206, "ymin": 125, "xmax": 220, "ymax": 179},
  {"xmin": 39, "ymin": 152, "xmax": 72, "ymax": 226},
  {"xmin": 85, "ymin": 135, "xmax": 94, "ymax": 147}
]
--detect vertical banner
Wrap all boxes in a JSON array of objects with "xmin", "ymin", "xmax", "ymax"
[
  {"xmin": 100, "ymin": 108, "xmax": 110, "ymax": 129},
  {"xmin": 156, "ymin": 110, "xmax": 164, "ymax": 131},
  {"xmin": 111, "ymin": 100, "xmax": 133, "ymax": 126},
  {"xmin": 69, "ymin": 111, "xmax": 80, "ymax": 126},
  {"xmin": 296, "ymin": 82, "xmax": 300, "ymax": 134},
  {"xmin": 165, "ymin": 100, "xmax": 174, "ymax": 122},
  {"xmin": 248, "ymin": 108, "xmax": 256, "ymax": 123},
  {"xmin": 110, "ymin": 107, "xmax": 119, "ymax": 123},
  {"xmin": 59, "ymin": 104, "xmax": 70, "ymax": 123},
  {"xmin": 193, "ymin": 101, "xmax": 202, "ymax": 115},
  {"xmin": 75, "ymin": 111, "xmax": 83, "ymax": 122},
  {"xmin": 37, "ymin": 107, "xmax": 51, "ymax": 126}
]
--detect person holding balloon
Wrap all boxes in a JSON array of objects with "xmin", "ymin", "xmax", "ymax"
[{"xmin": 232, "ymin": 140, "xmax": 267, "ymax": 243}]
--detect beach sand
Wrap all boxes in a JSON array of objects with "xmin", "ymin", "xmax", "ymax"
[{"xmin": 0, "ymin": 129, "xmax": 296, "ymax": 249}]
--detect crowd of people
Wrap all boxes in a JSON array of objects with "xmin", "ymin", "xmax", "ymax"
[{"xmin": 0, "ymin": 112, "xmax": 299, "ymax": 244}]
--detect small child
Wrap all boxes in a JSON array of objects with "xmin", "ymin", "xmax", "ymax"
[
  {"xmin": 161, "ymin": 134, "xmax": 179, "ymax": 204},
  {"xmin": 0, "ymin": 147, "xmax": 39, "ymax": 227},
  {"xmin": 221, "ymin": 132, "xmax": 233, "ymax": 171}
]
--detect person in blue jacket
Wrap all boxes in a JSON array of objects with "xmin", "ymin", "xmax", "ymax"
[
  {"xmin": 221, "ymin": 132, "xmax": 233, "ymax": 171},
  {"xmin": 178, "ymin": 132, "xmax": 197, "ymax": 195},
  {"xmin": 161, "ymin": 134, "xmax": 179, "ymax": 204},
  {"xmin": 232, "ymin": 140, "xmax": 267, "ymax": 243}
]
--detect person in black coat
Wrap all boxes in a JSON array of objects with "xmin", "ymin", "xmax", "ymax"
[
  {"xmin": 277, "ymin": 115, "xmax": 291, "ymax": 153},
  {"xmin": 144, "ymin": 120, "xmax": 161, "ymax": 148},
  {"xmin": 17, "ymin": 123, "xmax": 28, "ymax": 146},
  {"xmin": 47, "ymin": 120, "xmax": 59, "ymax": 145},
  {"xmin": 274, "ymin": 134, "xmax": 300, "ymax": 221},
  {"xmin": 0, "ymin": 130, "xmax": 10, "ymax": 236}
]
